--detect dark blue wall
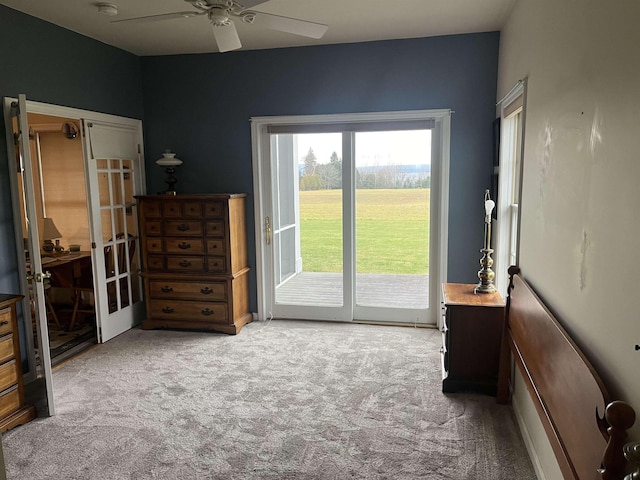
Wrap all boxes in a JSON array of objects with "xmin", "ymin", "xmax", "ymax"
[
  {"xmin": 0, "ymin": 4, "xmax": 499, "ymax": 321},
  {"xmin": 0, "ymin": 5, "xmax": 144, "ymax": 366},
  {"xmin": 0, "ymin": 6, "xmax": 144, "ymax": 293},
  {"xmin": 141, "ymin": 32, "xmax": 500, "ymax": 309}
]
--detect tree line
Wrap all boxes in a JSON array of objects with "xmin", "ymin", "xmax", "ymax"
[{"xmin": 299, "ymin": 148, "xmax": 430, "ymax": 191}]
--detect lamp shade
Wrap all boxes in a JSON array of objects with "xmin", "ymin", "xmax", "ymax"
[
  {"xmin": 156, "ymin": 150, "xmax": 183, "ymax": 167},
  {"xmin": 41, "ymin": 217, "xmax": 62, "ymax": 241}
]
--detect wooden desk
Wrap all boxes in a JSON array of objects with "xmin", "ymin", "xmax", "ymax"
[{"xmin": 41, "ymin": 252, "xmax": 92, "ymax": 288}]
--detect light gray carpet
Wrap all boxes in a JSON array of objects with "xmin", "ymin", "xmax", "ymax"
[{"xmin": 2, "ymin": 320, "xmax": 536, "ymax": 479}]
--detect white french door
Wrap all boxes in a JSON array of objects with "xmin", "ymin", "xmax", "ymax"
[
  {"xmin": 252, "ymin": 110, "xmax": 450, "ymax": 325},
  {"xmin": 84, "ymin": 121, "xmax": 145, "ymax": 342},
  {"xmin": 5, "ymin": 94, "xmax": 56, "ymax": 415}
]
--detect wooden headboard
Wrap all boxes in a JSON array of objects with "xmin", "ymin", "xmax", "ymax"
[{"xmin": 496, "ymin": 266, "xmax": 637, "ymax": 480}]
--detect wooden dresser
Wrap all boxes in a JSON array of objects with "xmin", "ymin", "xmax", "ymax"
[
  {"xmin": 136, "ymin": 194, "xmax": 252, "ymax": 335},
  {"xmin": 441, "ymin": 283, "xmax": 505, "ymax": 395},
  {"xmin": 0, "ymin": 294, "xmax": 36, "ymax": 432}
]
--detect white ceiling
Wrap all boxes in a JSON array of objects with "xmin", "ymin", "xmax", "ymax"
[{"xmin": 0, "ymin": 0, "xmax": 516, "ymax": 56}]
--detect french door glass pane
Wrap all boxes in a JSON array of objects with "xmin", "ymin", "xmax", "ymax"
[
  {"xmin": 273, "ymin": 133, "xmax": 344, "ymax": 306},
  {"xmin": 354, "ymin": 130, "xmax": 431, "ymax": 309}
]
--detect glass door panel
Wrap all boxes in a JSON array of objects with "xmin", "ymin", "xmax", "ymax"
[
  {"xmin": 272, "ymin": 132, "xmax": 346, "ymax": 317},
  {"xmin": 354, "ymin": 130, "xmax": 431, "ymax": 313}
]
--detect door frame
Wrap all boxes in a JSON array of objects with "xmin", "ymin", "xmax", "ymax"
[
  {"xmin": 4, "ymin": 96, "xmax": 145, "ymax": 384},
  {"xmin": 251, "ymin": 109, "xmax": 451, "ymax": 325}
]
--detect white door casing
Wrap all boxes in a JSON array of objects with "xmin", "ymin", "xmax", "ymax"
[{"xmin": 251, "ymin": 110, "xmax": 451, "ymax": 325}]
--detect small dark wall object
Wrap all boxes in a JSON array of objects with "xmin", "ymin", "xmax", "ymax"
[{"xmin": 63, "ymin": 122, "xmax": 78, "ymax": 139}]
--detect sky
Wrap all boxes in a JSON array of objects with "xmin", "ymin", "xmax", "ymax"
[{"xmin": 294, "ymin": 130, "xmax": 432, "ymax": 167}]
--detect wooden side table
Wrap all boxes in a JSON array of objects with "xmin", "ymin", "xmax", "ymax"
[{"xmin": 441, "ymin": 283, "xmax": 505, "ymax": 395}]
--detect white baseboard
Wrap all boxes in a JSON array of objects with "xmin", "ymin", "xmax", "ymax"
[
  {"xmin": 512, "ymin": 394, "xmax": 548, "ymax": 480},
  {"xmin": 511, "ymin": 370, "xmax": 563, "ymax": 480}
]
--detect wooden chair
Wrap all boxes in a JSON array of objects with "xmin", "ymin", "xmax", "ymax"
[
  {"xmin": 69, "ymin": 258, "xmax": 94, "ymax": 331},
  {"xmin": 69, "ymin": 233, "xmax": 135, "ymax": 330},
  {"xmin": 43, "ymin": 279, "xmax": 61, "ymax": 328}
]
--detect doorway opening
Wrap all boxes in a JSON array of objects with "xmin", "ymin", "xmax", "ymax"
[
  {"xmin": 5, "ymin": 95, "xmax": 146, "ymax": 416},
  {"xmin": 14, "ymin": 112, "xmax": 97, "ymax": 367},
  {"xmin": 252, "ymin": 110, "xmax": 450, "ymax": 325}
]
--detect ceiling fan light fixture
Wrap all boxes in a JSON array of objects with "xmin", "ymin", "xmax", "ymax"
[
  {"xmin": 208, "ymin": 7, "xmax": 231, "ymax": 26},
  {"xmin": 97, "ymin": 3, "xmax": 118, "ymax": 16}
]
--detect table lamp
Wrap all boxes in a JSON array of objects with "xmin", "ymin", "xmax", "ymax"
[
  {"xmin": 475, "ymin": 189, "xmax": 496, "ymax": 294},
  {"xmin": 41, "ymin": 217, "xmax": 62, "ymax": 254},
  {"xmin": 156, "ymin": 150, "xmax": 183, "ymax": 195}
]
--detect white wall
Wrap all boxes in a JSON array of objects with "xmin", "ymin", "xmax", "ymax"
[{"xmin": 498, "ymin": 0, "xmax": 640, "ymax": 476}]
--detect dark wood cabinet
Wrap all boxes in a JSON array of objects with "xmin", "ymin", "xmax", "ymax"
[
  {"xmin": 0, "ymin": 294, "xmax": 36, "ymax": 432},
  {"xmin": 136, "ymin": 194, "xmax": 252, "ymax": 335},
  {"xmin": 441, "ymin": 283, "xmax": 505, "ymax": 395}
]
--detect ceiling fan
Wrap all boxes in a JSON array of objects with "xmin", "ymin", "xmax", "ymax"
[{"xmin": 112, "ymin": 0, "xmax": 329, "ymax": 53}]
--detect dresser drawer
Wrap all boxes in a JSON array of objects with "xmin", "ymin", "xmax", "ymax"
[
  {"xmin": 146, "ymin": 238, "xmax": 163, "ymax": 253},
  {"xmin": 205, "ymin": 221, "xmax": 225, "ymax": 237},
  {"xmin": 0, "ymin": 360, "xmax": 18, "ymax": 392},
  {"xmin": 163, "ymin": 200, "xmax": 203, "ymax": 218},
  {"xmin": 0, "ymin": 309, "xmax": 13, "ymax": 337},
  {"xmin": 165, "ymin": 221, "xmax": 203, "ymax": 236},
  {"xmin": 149, "ymin": 281, "xmax": 227, "ymax": 301},
  {"xmin": 166, "ymin": 256, "xmax": 205, "ymax": 272},
  {"xmin": 145, "ymin": 221, "xmax": 162, "ymax": 236},
  {"xmin": 147, "ymin": 255, "xmax": 165, "ymax": 271},
  {"xmin": 150, "ymin": 300, "xmax": 228, "ymax": 324},
  {"xmin": 0, "ymin": 335, "xmax": 14, "ymax": 364},
  {"xmin": 203, "ymin": 202, "xmax": 224, "ymax": 218},
  {"xmin": 206, "ymin": 240, "xmax": 225, "ymax": 255},
  {"xmin": 0, "ymin": 385, "xmax": 19, "ymax": 420},
  {"xmin": 166, "ymin": 238, "xmax": 205, "ymax": 254},
  {"xmin": 141, "ymin": 200, "xmax": 161, "ymax": 218},
  {"xmin": 207, "ymin": 257, "xmax": 226, "ymax": 273}
]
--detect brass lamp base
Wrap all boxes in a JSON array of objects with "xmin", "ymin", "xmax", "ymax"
[{"xmin": 475, "ymin": 248, "xmax": 496, "ymax": 294}]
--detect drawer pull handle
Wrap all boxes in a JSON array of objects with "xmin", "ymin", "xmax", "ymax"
[
  {"xmin": 212, "ymin": 263, "xmax": 219, "ymax": 267},
  {"xmin": 0, "ymin": 321, "xmax": 8, "ymax": 326},
  {"xmin": 161, "ymin": 286, "xmax": 173, "ymax": 293},
  {"xmin": 178, "ymin": 242, "xmax": 191, "ymax": 250},
  {"xmin": 200, "ymin": 287, "xmax": 213, "ymax": 295},
  {"xmin": 201, "ymin": 308, "xmax": 215, "ymax": 316},
  {"xmin": 179, "ymin": 261, "xmax": 192, "ymax": 268},
  {"xmin": 162, "ymin": 307, "xmax": 174, "ymax": 314},
  {"xmin": 177, "ymin": 224, "xmax": 190, "ymax": 231}
]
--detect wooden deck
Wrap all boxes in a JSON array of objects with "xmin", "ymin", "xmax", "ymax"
[{"xmin": 275, "ymin": 272, "xmax": 429, "ymax": 309}]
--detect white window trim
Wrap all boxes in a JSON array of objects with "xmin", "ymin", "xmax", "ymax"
[{"xmin": 495, "ymin": 80, "xmax": 527, "ymax": 296}]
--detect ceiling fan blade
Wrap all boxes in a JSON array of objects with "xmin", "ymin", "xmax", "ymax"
[
  {"xmin": 250, "ymin": 12, "xmax": 328, "ymax": 39},
  {"xmin": 236, "ymin": 0, "xmax": 271, "ymax": 8},
  {"xmin": 212, "ymin": 21, "xmax": 242, "ymax": 52},
  {"xmin": 112, "ymin": 11, "xmax": 204, "ymax": 24}
]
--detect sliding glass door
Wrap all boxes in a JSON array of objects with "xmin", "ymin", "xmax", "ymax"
[{"xmin": 252, "ymin": 111, "xmax": 450, "ymax": 325}]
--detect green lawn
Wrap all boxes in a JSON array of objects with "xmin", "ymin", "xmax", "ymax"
[{"xmin": 299, "ymin": 189, "xmax": 430, "ymax": 274}]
